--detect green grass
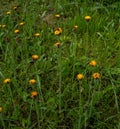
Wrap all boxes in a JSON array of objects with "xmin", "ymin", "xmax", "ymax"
[{"xmin": 0, "ymin": 0, "xmax": 120, "ymax": 129}]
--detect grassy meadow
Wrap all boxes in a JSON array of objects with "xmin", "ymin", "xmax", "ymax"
[{"xmin": 0, "ymin": 0, "xmax": 120, "ymax": 128}]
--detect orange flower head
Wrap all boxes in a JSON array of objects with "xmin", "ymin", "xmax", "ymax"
[
  {"xmin": 4, "ymin": 78, "xmax": 11, "ymax": 84},
  {"xmin": 0, "ymin": 107, "xmax": 2, "ymax": 112},
  {"xmin": 92, "ymin": 73, "xmax": 101, "ymax": 79},
  {"xmin": 31, "ymin": 91, "xmax": 38, "ymax": 98},
  {"xmin": 19, "ymin": 22, "xmax": 24, "ymax": 26},
  {"xmin": 32, "ymin": 55, "xmax": 39, "ymax": 60},
  {"xmin": 29, "ymin": 79, "xmax": 36, "ymax": 84},
  {"xmin": 54, "ymin": 28, "xmax": 62, "ymax": 35},
  {"xmin": 74, "ymin": 25, "xmax": 78, "ymax": 29},
  {"xmin": 85, "ymin": 16, "xmax": 91, "ymax": 21},
  {"xmin": 77, "ymin": 74, "xmax": 84, "ymax": 80},
  {"xmin": 1, "ymin": 25, "xmax": 6, "ymax": 28},
  {"xmin": 55, "ymin": 14, "xmax": 60, "ymax": 18},
  {"xmin": 13, "ymin": 6, "xmax": 17, "ymax": 10},
  {"xmin": 89, "ymin": 60, "xmax": 97, "ymax": 66},
  {"xmin": 34, "ymin": 33, "xmax": 40, "ymax": 37},
  {"xmin": 54, "ymin": 42, "xmax": 61, "ymax": 48},
  {"xmin": 6, "ymin": 11, "xmax": 11, "ymax": 15},
  {"xmin": 14, "ymin": 29, "xmax": 20, "ymax": 33}
]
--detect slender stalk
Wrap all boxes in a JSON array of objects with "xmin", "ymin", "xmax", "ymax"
[
  {"xmin": 0, "ymin": 114, "xmax": 6, "ymax": 129},
  {"xmin": 58, "ymin": 47, "xmax": 62, "ymax": 113}
]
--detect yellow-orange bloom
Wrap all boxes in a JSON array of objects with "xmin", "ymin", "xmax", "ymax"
[
  {"xmin": 55, "ymin": 14, "xmax": 60, "ymax": 18},
  {"xmin": 13, "ymin": 6, "xmax": 17, "ymax": 10},
  {"xmin": 0, "ymin": 107, "xmax": 2, "ymax": 112},
  {"xmin": 14, "ymin": 29, "xmax": 20, "ymax": 33},
  {"xmin": 32, "ymin": 55, "xmax": 39, "ymax": 60},
  {"xmin": 4, "ymin": 78, "xmax": 11, "ymax": 84},
  {"xmin": 77, "ymin": 74, "xmax": 84, "ymax": 80},
  {"xmin": 29, "ymin": 79, "xmax": 36, "ymax": 84},
  {"xmin": 89, "ymin": 60, "xmax": 97, "ymax": 66},
  {"xmin": 74, "ymin": 25, "xmax": 78, "ymax": 29},
  {"xmin": 54, "ymin": 28, "xmax": 62, "ymax": 35},
  {"xmin": 19, "ymin": 22, "xmax": 24, "ymax": 26},
  {"xmin": 6, "ymin": 11, "xmax": 11, "ymax": 15},
  {"xmin": 54, "ymin": 42, "xmax": 61, "ymax": 48},
  {"xmin": 34, "ymin": 33, "xmax": 40, "ymax": 37},
  {"xmin": 85, "ymin": 16, "xmax": 91, "ymax": 21},
  {"xmin": 0, "ymin": 24, "xmax": 6, "ymax": 28},
  {"xmin": 92, "ymin": 73, "xmax": 100, "ymax": 79},
  {"xmin": 31, "ymin": 91, "xmax": 38, "ymax": 98}
]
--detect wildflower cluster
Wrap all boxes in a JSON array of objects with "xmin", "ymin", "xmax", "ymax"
[{"xmin": 77, "ymin": 60, "xmax": 101, "ymax": 81}]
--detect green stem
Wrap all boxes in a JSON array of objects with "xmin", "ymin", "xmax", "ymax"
[{"xmin": 58, "ymin": 47, "xmax": 62, "ymax": 113}]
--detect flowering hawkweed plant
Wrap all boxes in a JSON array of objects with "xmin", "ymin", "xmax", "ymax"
[
  {"xmin": 89, "ymin": 60, "xmax": 97, "ymax": 66},
  {"xmin": 29, "ymin": 79, "xmax": 36, "ymax": 84},
  {"xmin": 19, "ymin": 22, "xmax": 24, "ymax": 26},
  {"xmin": 34, "ymin": 33, "xmax": 40, "ymax": 37},
  {"xmin": 32, "ymin": 54, "xmax": 39, "ymax": 60},
  {"xmin": 54, "ymin": 28, "xmax": 62, "ymax": 35},
  {"xmin": 4, "ymin": 78, "xmax": 11, "ymax": 84},
  {"xmin": 92, "ymin": 73, "xmax": 101, "ymax": 79},
  {"xmin": 77, "ymin": 74, "xmax": 84, "ymax": 80},
  {"xmin": 85, "ymin": 16, "xmax": 91, "ymax": 21},
  {"xmin": 0, "ymin": 107, "xmax": 2, "ymax": 112},
  {"xmin": 14, "ymin": 29, "xmax": 20, "ymax": 33},
  {"xmin": 31, "ymin": 91, "xmax": 38, "ymax": 98},
  {"xmin": 55, "ymin": 14, "xmax": 60, "ymax": 18},
  {"xmin": 54, "ymin": 42, "xmax": 61, "ymax": 48},
  {"xmin": 6, "ymin": 11, "xmax": 11, "ymax": 15}
]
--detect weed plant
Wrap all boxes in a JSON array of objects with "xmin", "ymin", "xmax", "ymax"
[{"xmin": 0, "ymin": 0, "xmax": 120, "ymax": 129}]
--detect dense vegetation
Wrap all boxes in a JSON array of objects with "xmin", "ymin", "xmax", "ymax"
[{"xmin": 0, "ymin": 0, "xmax": 120, "ymax": 128}]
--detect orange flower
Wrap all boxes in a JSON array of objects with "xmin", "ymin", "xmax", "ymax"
[
  {"xmin": 13, "ymin": 6, "xmax": 17, "ymax": 10},
  {"xmin": 6, "ymin": 11, "xmax": 11, "ymax": 15},
  {"xmin": 54, "ymin": 28, "xmax": 62, "ymax": 35},
  {"xmin": 92, "ymin": 73, "xmax": 100, "ymax": 79},
  {"xmin": 89, "ymin": 60, "xmax": 97, "ymax": 66},
  {"xmin": 54, "ymin": 42, "xmax": 61, "ymax": 48},
  {"xmin": 34, "ymin": 33, "xmax": 40, "ymax": 37},
  {"xmin": 55, "ymin": 14, "xmax": 60, "ymax": 18},
  {"xmin": 0, "ymin": 107, "xmax": 2, "ymax": 112},
  {"xmin": 29, "ymin": 79, "xmax": 36, "ymax": 84},
  {"xmin": 85, "ymin": 16, "xmax": 91, "ymax": 21},
  {"xmin": 32, "ymin": 55, "xmax": 39, "ymax": 60},
  {"xmin": 31, "ymin": 91, "xmax": 38, "ymax": 98},
  {"xmin": 74, "ymin": 25, "xmax": 78, "ymax": 29},
  {"xmin": 77, "ymin": 74, "xmax": 84, "ymax": 80},
  {"xmin": 0, "ymin": 24, "xmax": 6, "ymax": 28},
  {"xmin": 4, "ymin": 78, "xmax": 11, "ymax": 84},
  {"xmin": 19, "ymin": 22, "xmax": 24, "ymax": 26},
  {"xmin": 14, "ymin": 29, "xmax": 20, "ymax": 33}
]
